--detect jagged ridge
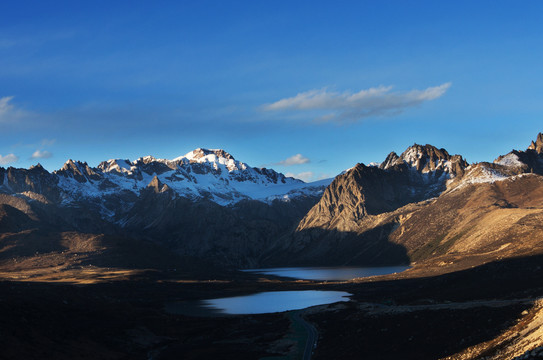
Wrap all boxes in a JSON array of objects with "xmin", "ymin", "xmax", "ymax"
[
  {"xmin": 0, "ymin": 148, "xmax": 330, "ymax": 209},
  {"xmin": 266, "ymin": 133, "xmax": 543, "ymax": 267}
]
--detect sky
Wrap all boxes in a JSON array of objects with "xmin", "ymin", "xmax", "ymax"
[{"xmin": 1, "ymin": 1, "xmax": 543, "ymax": 182}]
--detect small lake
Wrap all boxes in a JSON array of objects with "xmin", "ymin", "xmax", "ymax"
[
  {"xmin": 165, "ymin": 290, "xmax": 352, "ymax": 316},
  {"xmin": 242, "ymin": 266, "xmax": 410, "ymax": 281}
]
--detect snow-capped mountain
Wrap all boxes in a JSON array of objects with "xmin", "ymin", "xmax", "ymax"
[
  {"xmin": 0, "ymin": 148, "xmax": 333, "ymax": 267},
  {"xmin": 48, "ymin": 148, "xmax": 330, "ymax": 206}
]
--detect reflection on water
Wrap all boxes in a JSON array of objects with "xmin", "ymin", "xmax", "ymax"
[
  {"xmin": 202, "ymin": 290, "xmax": 352, "ymax": 314},
  {"xmin": 243, "ymin": 266, "xmax": 410, "ymax": 281}
]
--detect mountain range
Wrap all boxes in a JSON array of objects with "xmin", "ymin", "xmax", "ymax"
[{"xmin": 1, "ymin": 133, "xmax": 543, "ymax": 271}]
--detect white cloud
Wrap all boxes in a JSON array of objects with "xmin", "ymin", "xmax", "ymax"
[
  {"xmin": 31, "ymin": 150, "xmax": 52, "ymax": 159},
  {"xmin": 286, "ymin": 171, "xmax": 314, "ymax": 182},
  {"xmin": 0, "ymin": 153, "xmax": 19, "ymax": 165},
  {"xmin": 276, "ymin": 154, "xmax": 310, "ymax": 166},
  {"xmin": 262, "ymin": 83, "xmax": 451, "ymax": 123}
]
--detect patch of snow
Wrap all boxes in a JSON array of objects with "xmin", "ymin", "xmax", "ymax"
[
  {"xmin": 339, "ymin": 167, "xmax": 354, "ymax": 175},
  {"xmin": 451, "ymin": 165, "xmax": 510, "ymax": 192},
  {"xmin": 495, "ymin": 153, "xmax": 524, "ymax": 168},
  {"xmin": 466, "ymin": 167, "xmax": 509, "ymax": 184}
]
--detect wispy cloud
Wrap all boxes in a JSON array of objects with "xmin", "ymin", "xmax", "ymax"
[
  {"xmin": 0, "ymin": 96, "xmax": 31, "ymax": 123},
  {"xmin": 31, "ymin": 150, "xmax": 52, "ymax": 159},
  {"xmin": 286, "ymin": 171, "xmax": 314, "ymax": 182},
  {"xmin": 276, "ymin": 154, "xmax": 310, "ymax": 166},
  {"xmin": 262, "ymin": 83, "xmax": 451, "ymax": 123},
  {"xmin": 0, "ymin": 96, "xmax": 16, "ymax": 121},
  {"xmin": 40, "ymin": 138, "xmax": 56, "ymax": 147},
  {"xmin": 0, "ymin": 153, "xmax": 19, "ymax": 165}
]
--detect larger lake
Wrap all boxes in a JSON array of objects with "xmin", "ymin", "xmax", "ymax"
[
  {"xmin": 242, "ymin": 266, "xmax": 410, "ymax": 281},
  {"xmin": 165, "ymin": 290, "xmax": 352, "ymax": 316},
  {"xmin": 203, "ymin": 290, "xmax": 352, "ymax": 315}
]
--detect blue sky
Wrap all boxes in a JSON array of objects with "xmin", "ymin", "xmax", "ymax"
[{"xmin": 1, "ymin": 1, "xmax": 543, "ymax": 181}]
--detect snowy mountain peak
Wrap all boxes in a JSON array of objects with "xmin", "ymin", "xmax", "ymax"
[
  {"xmin": 22, "ymin": 148, "xmax": 327, "ymax": 207},
  {"xmin": 174, "ymin": 148, "xmax": 230, "ymax": 163},
  {"xmin": 180, "ymin": 148, "xmax": 235, "ymax": 162},
  {"xmin": 173, "ymin": 148, "xmax": 247, "ymax": 172}
]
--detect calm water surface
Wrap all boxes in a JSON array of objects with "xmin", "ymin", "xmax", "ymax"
[
  {"xmin": 166, "ymin": 267, "xmax": 408, "ymax": 316},
  {"xmin": 243, "ymin": 266, "xmax": 410, "ymax": 281},
  {"xmin": 202, "ymin": 290, "xmax": 352, "ymax": 314}
]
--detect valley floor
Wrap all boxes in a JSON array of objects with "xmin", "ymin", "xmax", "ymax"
[{"xmin": 2, "ymin": 252, "xmax": 543, "ymax": 360}]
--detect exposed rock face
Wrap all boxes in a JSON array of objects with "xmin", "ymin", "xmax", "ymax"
[
  {"xmin": 146, "ymin": 175, "xmax": 171, "ymax": 194},
  {"xmin": 265, "ymin": 135, "xmax": 543, "ymax": 267},
  {"xmin": 57, "ymin": 160, "xmax": 101, "ymax": 183},
  {"xmin": 297, "ymin": 144, "xmax": 468, "ymax": 234},
  {"xmin": 528, "ymin": 132, "xmax": 543, "ymax": 154},
  {"xmin": 0, "ymin": 165, "xmax": 61, "ymax": 202}
]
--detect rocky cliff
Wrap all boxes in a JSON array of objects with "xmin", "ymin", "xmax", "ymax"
[{"xmin": 265, "ymin": 133, "xmax": 543, "ymax": 267}]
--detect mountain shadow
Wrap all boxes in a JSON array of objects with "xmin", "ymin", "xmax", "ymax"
[
  {"xmin": 264, "ymin": 223, "xmax": 410, "ymax": 267},
  {"xmin": 120, "ymin": 190, "xmax": 320, "ymax": 268}
]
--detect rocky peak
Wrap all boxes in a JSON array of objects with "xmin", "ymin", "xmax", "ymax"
[
  {"xmin": 528, "ymin": 133, "xmax": 543, "ymax": 154},
  {"xmin": 380, "ymin": 144, "xmax": 467, "ymax": 176},
  {"xmin": 29, "ymin": 163, "xmax": 47, "ymax": 173},
  {"xmin": 60, "ymin": 159, "xmax": 77, "ymax": 172},
  {"xmin": 56, "ymin": 160, "xmax": 100, "ymax": 182},
  {"xmin": 97, "ymin": 159, "xmax": 134, "ymax": 174},
  {"xmin": 383, "ymin": 144, "xmax": 449, "ymax": 169},
  {"xmin": 146, "ymin": 175, "xmax": 171, "ymax": 194},
  {"xmin": 380, "ymin": 152, "xmax": 400, "ymax": 169}
]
